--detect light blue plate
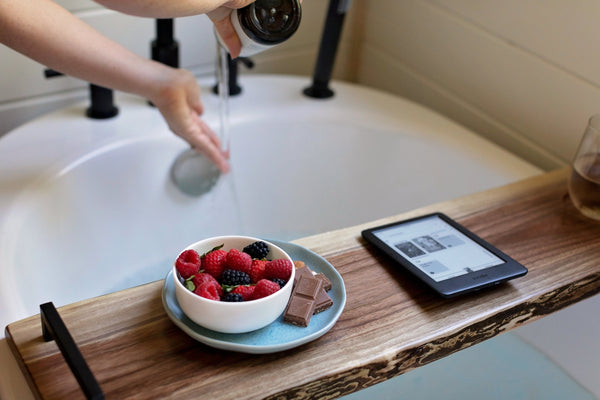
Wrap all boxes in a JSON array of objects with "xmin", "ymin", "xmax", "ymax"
[{"xmin": 161, "ymin": 239, "xmax": 346, "ymax": 354}]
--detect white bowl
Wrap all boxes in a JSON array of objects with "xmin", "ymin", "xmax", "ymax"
[{"xmin": 172, "ymin": 235, "xmax": 295, "ymax": 334}]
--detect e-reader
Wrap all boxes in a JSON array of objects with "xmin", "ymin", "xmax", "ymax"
[{"xmin": 361, "ymin": 212, "xmax": 527, "ymax": 298}]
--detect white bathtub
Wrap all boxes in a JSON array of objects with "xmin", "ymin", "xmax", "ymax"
[{"xmin": 4, "ymin": 74, "xmax": 592, "ymax": 399}]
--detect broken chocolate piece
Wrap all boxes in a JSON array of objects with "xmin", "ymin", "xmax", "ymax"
[
  {"xmin": 285, "ymin": 265, "xmax": 334, "ymax": 324},
  {"xmin": 315, "ymin": 273, "xmax": 332, "ymax": 292},
  {"xmin": 283, "ymin": 274, "xmax": 323, "ymax": 327},
  {"xmin": 314, "ymin": 287, "xmax": 333, "ymax": 314},
  {"xmin": 294, "ymin": 265, "xmax": 314, "ymax": 282}
]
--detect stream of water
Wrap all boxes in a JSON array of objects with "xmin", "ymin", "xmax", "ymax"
[{"xmin": 216, "ymin": 43, "xmax": 231, "ymax": 154}]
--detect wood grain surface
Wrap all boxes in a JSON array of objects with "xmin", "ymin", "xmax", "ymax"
[{"xmin": 6, "ymin": 168, "xmax": 600, "ymax": 400}]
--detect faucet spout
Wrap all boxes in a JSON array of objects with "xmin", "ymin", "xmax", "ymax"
[
  {"xmin": 151, "ymin": 19, "xmax": 179, "ymax": 68},
  {"xmin": 303, "ymin": 0, "xmax": 352, "ymax": 99}
]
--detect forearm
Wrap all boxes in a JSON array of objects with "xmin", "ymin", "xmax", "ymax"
[
  {"xmin": 92, "ymin": 0, "xmax": 249, "ymax": 18},
  {"xmin": 0, "ymin": 0, "xmax": 231, "ymax": 172},
  {"xmin": 92, "ymin": 0, "xmax": 256, "ymax": 57},
  {"xmin": 0, "ymin": 0, "xmax": 170, "ymax": 101}
]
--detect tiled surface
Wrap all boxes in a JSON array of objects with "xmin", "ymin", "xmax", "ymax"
[{"xmin": 515, "ymin": 294, "xmax": 600, "ymax": 399}]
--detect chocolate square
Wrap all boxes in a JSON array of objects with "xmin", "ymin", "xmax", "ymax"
[{"xmin": 283, "ymin": 274, "xmax": 323, "ymax": 327}]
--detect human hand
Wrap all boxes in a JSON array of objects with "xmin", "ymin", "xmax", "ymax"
[
  {"xmin": 207, "ymin": 1, "xmax": 256, "ymax": 58},
  {"xmin": 148, "ymin": 66, "xmax": 230, "ymax": 173}
]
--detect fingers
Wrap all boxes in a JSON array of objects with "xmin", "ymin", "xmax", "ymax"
[
  {"xmin": 164, "ymin": 109, "xmax": 231, "ymax": 174},
  {"xmin": 187, "ymin": 86, "xmax": 204, "ymax": 115},
  {"xmin": 223, "ymin": 1, "xmax": 257, "ymax": 9},
  {"xmin": 152, "ymin": 68, "xmax": 230, "ymax": 173},
  {"xmin": 155, "ymin": 96, "xmax": 231, "ymax": 174},
  {"xmin": 186, "ymin": 115, "xmax": 231, "ymax": 174},
  {"xmin": 208, "ymin": 7, "xmax": 242, "ymax": 58}
]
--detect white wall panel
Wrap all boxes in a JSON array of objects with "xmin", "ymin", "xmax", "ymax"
[
  {"xmin": 357, "ymin": 0, "xmax": 600, "ymax": 167},
  {"xmin": 358, "ymin": 46, "xmax": 565, "ymax": 170},
  {"xmin": 428, "ymin": 0, "xmax": 600, "ymax": 88},
  {"xmin": 0, "ymin": 10, "xmax": 154, "ymax": 103},
  {"xmin": 55, "ymin": 0, "xmax": 98, "ymax": 12}
]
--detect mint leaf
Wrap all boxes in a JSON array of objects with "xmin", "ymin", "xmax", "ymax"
[{"xmin": 200, "ymin": 243, "xmax": 225, "ymax": 258}]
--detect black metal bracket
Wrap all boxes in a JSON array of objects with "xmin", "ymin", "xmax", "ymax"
[{"xmin": 40, "ymin": 302, "xmax": 104, "ymax": 400}]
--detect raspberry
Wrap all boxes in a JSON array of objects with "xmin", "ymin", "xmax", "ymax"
[
  {"xmin": 222, "ymin": 293, "xmax": 244, "ymax": 302},
  {"xmin": 192, "ymin": 273, "xmax": 223, "ymax": 296},
  {"xmin": 243, "ymin": 241, "xmax": 270, "ymax": 259},
  {"xmin": 201, "ymin": 249, "xmax": 227, "ymax": 279},
  {"xmin": 221, "ymin": 269, "xmax": 251, "ymax": 286},
  {"xmin": 175, "ymin": 249, "xmax": 201, "ymax": 279},
  {"xmin": 251, "ymin": 279, "xmax": 280, "ymax": 300},
  {"xmin": 249, "ymin": 259, "xmax": 267, "ymax": 283},
  {"xmin": 225, "ymin": 248, "xmax": 252, "ymax": 274},
  {"xmin": 264, "ymin": 259, "xmax": 293, "ymax": 281},
  {"xmin": 232, "ymin": 285, "xmax": 255, "ymax": 301},
  {"xmin": 194, "ymin": 281, "xmax": 221, "ymax": 301}
]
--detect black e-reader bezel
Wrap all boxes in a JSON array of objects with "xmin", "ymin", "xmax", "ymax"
[{"xmin": 361, "ymin": 212, "xmax": 528, "ymax": 298}]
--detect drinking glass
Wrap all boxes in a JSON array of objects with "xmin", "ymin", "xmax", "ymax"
[{"xmin": 568, "ymin": 114, "xmax": 600, "ymax": 220}]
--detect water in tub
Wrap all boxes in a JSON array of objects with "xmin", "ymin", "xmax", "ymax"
[{"xmin": 0, "ymin": 75, "xmax": 596, "ymax": 399}]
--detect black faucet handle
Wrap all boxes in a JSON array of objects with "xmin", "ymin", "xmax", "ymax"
[
  {"xmin": 44, "ymin": 68, "xmax": 64, "ymax": 78},
  {"xmin": 237, "ymin": 57, "xmax": 255, "ymax": 69}
]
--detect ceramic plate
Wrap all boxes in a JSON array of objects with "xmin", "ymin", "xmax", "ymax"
[{"xmin": 161, "ymin": 239, "xmax": 346, "ymax": 354}]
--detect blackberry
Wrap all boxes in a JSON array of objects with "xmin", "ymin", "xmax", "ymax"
[
  {"xmin": 270, "ymin": 278, "xmax": 286, "ymax": 287},
  {"xmin": 221, "ymin": 269, "xmax": 251, "ymax": 286},
  {"xmin": 243, "ymin": 241, "xmax": 270, "ymax": 259},
  {"xmin": 222, "ymin": 292, "xmax": 244, "ymax": 302}
]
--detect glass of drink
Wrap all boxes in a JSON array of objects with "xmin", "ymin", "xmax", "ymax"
[{"xmin": 568, "ymin": 114, "xmax": 600, "ymax": 221}]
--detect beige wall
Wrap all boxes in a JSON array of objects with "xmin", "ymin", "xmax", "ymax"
[{"xmin": 356, "ymin": 0, "xmax": 600, "ymax": 170}]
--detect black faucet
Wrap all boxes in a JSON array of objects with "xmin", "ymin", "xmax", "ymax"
[
  {"xmin": 151, "ymin": 19, "xmax": 179, "ymax": 68},
  {"xmin": 85, "ymin": 84, "xmax": 119, "ymax": 119},
  {"xmin": 148, "ymin": 18, "xmax": 180, "ymax": 108},
  {"xmin": 44, "ymin": 69, "xmax": 119, "ymax": 119},
  {"xmin": 303, "ymin": 0, "xmax": 352, "ymax": 99}
]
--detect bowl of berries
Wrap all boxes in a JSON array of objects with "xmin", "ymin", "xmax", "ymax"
[{"xmin": 173, "ymin": 236, "xmax": 295, "ymax": 334}]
